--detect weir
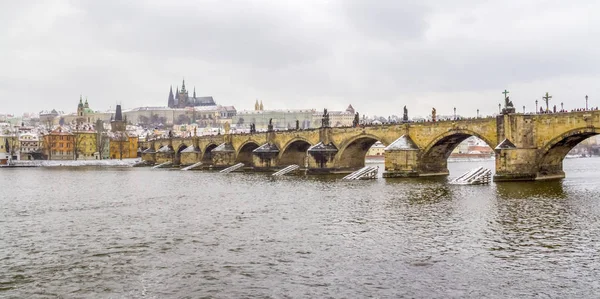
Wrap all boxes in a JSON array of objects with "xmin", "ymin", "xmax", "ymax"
[
  {"xmin": 450, "ymin": 167, "xmax": 492, "ymax": 185},
  {"xmin": 152, "ymin": 161, "xmax": 172, "ymax": 169},
  {"xmin": 220, "ymin": 163, "xmax": 245, "ymax": 173},
  {"xmin": 272, "ymin": 165, "xmax": 300, "ymax": 176},
  {"xmin": 343, "ymin": 166, "xmax": 379, "ymax": 180},
  {"xmin": 181, "ymin": 162, "xmax": 203, "ymax": 171}
]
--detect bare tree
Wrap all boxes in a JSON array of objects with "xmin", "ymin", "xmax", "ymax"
[
  {"xmin": 73, "ymin": 132, "xmax": 85, "ymax": 160},
  {"xmin": 42, "ymin": 134, "xmax": 53, "ymax": 160},
  {"xmin": 116, "ymin": 132, "xmax": 128, "ymax": 160},
  {"xmin": 96, "ymin": 132, "xmax": 108, "ymax": 159}
]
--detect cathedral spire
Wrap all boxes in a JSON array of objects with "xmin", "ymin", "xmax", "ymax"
[
  {"xmin": 259, "ymin": 100, "xmax": 264, "ymax": 111},
  {"xmin": 193, "ymin": 86, "xmax": 196, "ymax": 98},
  {"xmin": 168, "ymin": 85, "xmax": 175, "ymax": 108},
  {"xmin": 255, "ymin": 99, "xmax": 259, "ymax": 111},
  {"xmin": 181, "ymin": 78, "xmax": 186, "ymax": 93}
]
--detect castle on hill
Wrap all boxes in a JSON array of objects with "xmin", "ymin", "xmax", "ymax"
[{"xmin": 167, "ymin": 79, "xmax": 216, "ymax": 108}]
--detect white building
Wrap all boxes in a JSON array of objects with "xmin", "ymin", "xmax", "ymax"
[{"xmin": 19, "ymin": 132, "xmax": 41, "ymax": 160}]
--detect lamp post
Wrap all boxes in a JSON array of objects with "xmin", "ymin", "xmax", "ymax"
[
  {"xmin": 477, "ymin": 109, "xmax": 479, "ymax": 118},
  {"xmin": 561, "ymin": 102, "xmax": 564, "ymax": 112},
  {"xmin": 586, "ymin": 95, "xmax": 589, "ymax": 110},
  {"xmin": 535, "ymin": 99, "xmax": 538, "ymax": 113},
  {"xmin": 453, "ymin": 107, "xmax": 456, "ymax": 120},
  {"xmin": 498, "ymin": 103, "xmax": 501, "ymax": 114},
  {"xmin": 523, "ymin": 105, "xmax": 525, "ymax": 113}
]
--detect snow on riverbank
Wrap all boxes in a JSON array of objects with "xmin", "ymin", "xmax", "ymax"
[{"xmin": 7, "ymin": 158, "xmax": 142, "ymax": 167}]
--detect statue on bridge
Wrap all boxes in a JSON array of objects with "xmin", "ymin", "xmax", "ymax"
[
  {"xmin": 250, "ymin": 123, "xmax": 256, "ymax": 134},
  {"xmin": 268, "ymin": 118, "xmax": 273, "ymax": 132},
  {"xmin": 501, "ymin": 89, "xmax": 516, "ymax": 114},
  {"xmin": 505, "ymin": 96, "xmax": 514, "ymax": 109},
  {"xmin": 353, "ymin": 112, "xmax": 360, "ymax": 127},
  {"xmin": 295, "ymin": 119, "xmax": 300, "ymax": 130},
  {"xmin": 224, "ymin": 121, "xmax": 231, "ymax": 134},
  {"xmin": 321, "ymin": 108, "xmax": 330, "ymax": 128},
  {"xmin": 431, "ymin": 107, "xmax": 437, "ymax": 122},
  {"xmin": 403, "ymin": 106, "xmax": 409, "ymax": 122}
]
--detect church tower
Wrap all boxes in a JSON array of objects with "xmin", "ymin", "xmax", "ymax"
[
  {"xmin": 259, "ymin": 100, "xmax": 264, "ymax": 111},
  {"xmin": 84, "ymin": 97, "xmax": 89, "ymax": 109},
  {"xmin": 77, "ymin": 95, "xmax": 84, "ymax": 117},
  {"xmin": 255, "ymin": 99, "xmax": 259, "ymax": 111},
  {"xmin": 168, "ymin": 86, "xmax": 175, "ymax": 108}
]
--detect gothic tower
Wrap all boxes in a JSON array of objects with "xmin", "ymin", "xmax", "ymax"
[
  {"xmin": 168, "ymin": 86, "xmax": 175, "ymax": 108},
  {"xmin": 177, "ymin": 79, "xmax": 189, "ymax": 108},
  {"xmin": 111, "ymin": 104, "xmax": 126, "ymax": 132},
  {"xmin": 255, "ymin": 99, "xmax": 259, "ymax": 111}
]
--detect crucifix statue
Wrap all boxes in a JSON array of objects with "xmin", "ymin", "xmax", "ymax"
[
  {"xmin": 543, "ymin": 92, "xmax": 552, "ymax": 112},
  {"xmin": 502, "ymin": 89, "xmax": 509, "ymax": 105}
]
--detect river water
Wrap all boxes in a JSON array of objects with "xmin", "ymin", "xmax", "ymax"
[{"xmin": 1, "ymin": 158, "xmax": 600, "ymax": 298}]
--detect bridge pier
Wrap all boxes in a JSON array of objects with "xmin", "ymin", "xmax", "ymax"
[
  {"xmin": 141, "ymin": 148, "xmax": 156, "ymax": 165},
  {"xmin": 307, "ymin": 142, "xmax": 339, "ymax": 173},
  {"xmin": 252, "ymin": 143, "xmax": 280, "ymax": 170},
  {"xmin": 211, "ymin": 143, "xmax": 236, "ymax": 169},
  {"xmin": 493, "ymin": 147, "xmax": 539, "ymax": 181},
  {"xmin": 180, "ymin": 147, "xmax": 200, "ymax": 166},
  {"xmin": 382, "ymin": 135, "xmax": 447, "ymax": 177}
]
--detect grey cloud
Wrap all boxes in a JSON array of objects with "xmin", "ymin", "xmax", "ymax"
[
  {"xmin": 339, "ymin": 0, "xmax": 431, "ymax": 41},
  {"xmin": 1, "ymin": 0, "xmax": 599, "ymax": 117}
]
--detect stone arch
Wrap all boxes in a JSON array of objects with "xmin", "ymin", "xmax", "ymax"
[
  {"xmin": 174, "ymin": 143, "xmax": 188, "ymax": 165},
  {"xmin": 336, "ymin": 134, "xmax": 385, "ymax": 169},
  {"xmin": 537, "ymin": 127, "xmax": 598, "ymax": 177},
  {"xmin": 279, "ymin": 138, "xmax": 312, "ymax": 167},
  {"xmin": 420, "ymin": 129, "xmax": 495, "ymax": 174},
  {"xmin": 176, "ymin": 143, "xmax": 188, "ymax": 153},
  {"xmin": 236, "ymin": 140, "xmax": 260, "ymax": 165},
  {"xmin": 201, "ymin": 143, "xmax": 218, "ymax": 164}
]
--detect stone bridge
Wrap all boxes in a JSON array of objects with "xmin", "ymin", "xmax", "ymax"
[{"xmin": 140, "ymin": 111, "xmax": 600, "ymax": 181}]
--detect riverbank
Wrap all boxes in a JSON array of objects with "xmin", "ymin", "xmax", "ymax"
[{"xmin": 2, "ymin": 158, "xmax": 141, "ymax": 167}]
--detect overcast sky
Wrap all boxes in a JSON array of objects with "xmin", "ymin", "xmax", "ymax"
[{"xmin": 1, "ymin": 0, "xmax": 598, "ymax": 118}]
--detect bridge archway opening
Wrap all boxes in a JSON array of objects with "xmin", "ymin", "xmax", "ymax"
[
  {"xmin": 279, "ymin": 140, "xmax": 312, "ymax": 167},
  {"xmin": 538, "ymin": 129, "xmax": 599, "ymax": 178},
  {"xmin": 174, "ymin": 144, "xmax": 188, "ymax": 165},
  {"xmin": 420, "ymin": 133, "xmax": 493, "ymax": 175},
  {"xmin": 202, "ymin": 144, "xmax": 218, "ymax": 164},
  {"xmin": 236, "ymin": 142, "xmax": 260, "ymax": 165},
  {"xmin": 337, "ymin": 136, "xmax": 384, "ymax": 169}
]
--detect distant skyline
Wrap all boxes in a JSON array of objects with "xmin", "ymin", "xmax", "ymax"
[{"xmin": 1, "ymin": 0, "xmax": 599, "ymax": 117}]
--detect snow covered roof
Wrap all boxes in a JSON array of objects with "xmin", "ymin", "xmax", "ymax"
[
  {"xmin": 142, "ymin": 148, "xmax": 156, "ymax": 154},
  {"xmin": 495, "ymin": 138, "xmax": 516, "ymax": 150},
  {"xmin": 385, "ymin": 135, "xmax": 419, "ymax": 151},
  {"xmin": 181, "ymin": 146, "xmax": 200, "ymax": 153},
  {"xmin": 253, "ymin": 143, "xmax": 280, "ymax": 153},
  {"xmin": 307, "ymin": 142, "xmax": 338, "ymax": 153},
  {"xmin": 157, "ymin": 145, "xmax": 174, "ymax": 153},
  {"xmin": 193, "ymin": 105, "xmax": 219, "ymax": 112},
  {"xmin": 212, "ymin": 142, "xmax": 235, "ymax": 152}
]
